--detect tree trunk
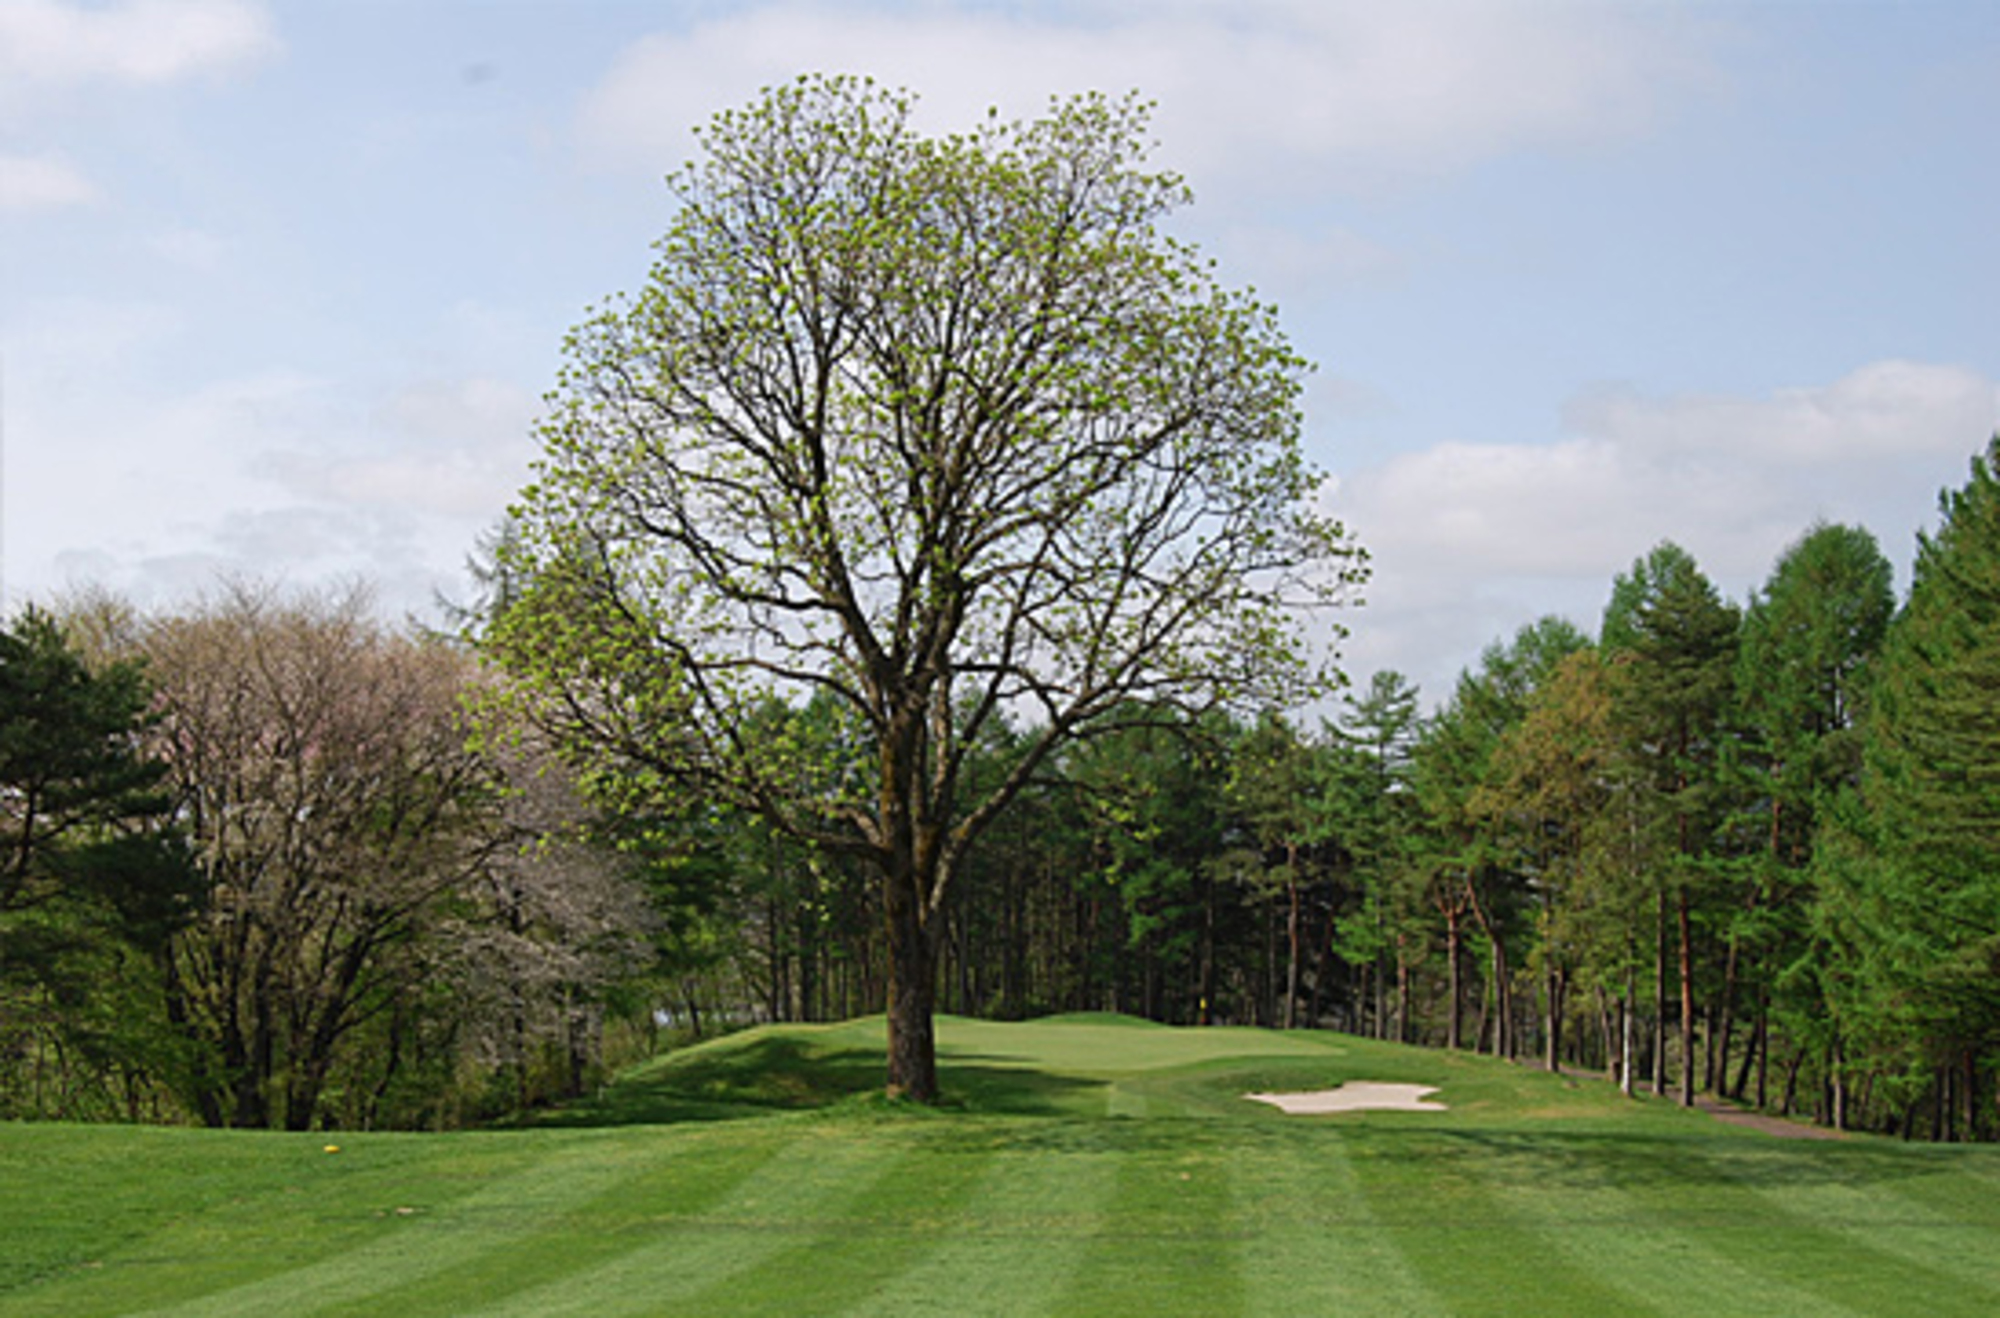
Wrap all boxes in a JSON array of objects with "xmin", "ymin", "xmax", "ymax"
[
  {"xmin": 1544, "ymin": 962, "xmax": 1564, "ymax": 1074},
  {"xmin": 1678, "ymin": 889, "xmax": 1695, "ymax": 1107},
  {"xmin": 883, "ymin": 854, "xmax": 940, "ymax": 1102},
  {"xmin": 1653, "ymin": 891, "xmax": 1669, "ymax": 1097},
  {"xmin": 1966, "ymin": 1050, "xmax": 1984, "ymax": 1142},
  {"xmin": 1373, "ymin": 954, "xmax": 1388, "ymax": 1041},
  {"xmin": 1198, "ymin": 874, "xmax": 1217, "ymax": 1026},
  {"xmin": 1620, "ymin": 969, "xmax": 1636, "ymax": 1097},
  {"xmin": 1444, "ymin": 902, "xmax": 1463, "ymax": 1050},
  {"xmin": 1731, "ymin": 993, "xmax": 1762, "ymax": 1102},
  {"xmin": 1308, "ymin": 904, "xmax": 1335, "ymax": 1027},
  {"xmin": 1283, "ymin": 855, "xmax": 1300, "ymax": 1030},
  {"xmin": 1465, "ymin": 876, "xmax": 1510, "ymax": 1060},
  {"xmin": 1396, "ymin": 944, "xmax": 1411, "ymax": 1045},
  {"xmin": 1831, "ymin": 1038, "xmax": 1847, "ymax": 1132}
]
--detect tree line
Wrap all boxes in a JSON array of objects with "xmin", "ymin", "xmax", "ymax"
[
  {"xmin": 0, "ymin": 584, "xmax": 670, "ymax": 1129},
  {"xmin": 8, "ymin": 449, "xmax": 1999, "ymax": 1137},
  {"xmin": 633, "ymin": 446, "xmax": 2000, "ymax": 1143}
]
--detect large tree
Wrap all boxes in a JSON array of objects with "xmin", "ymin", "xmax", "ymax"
[
  {"xmin": 1603, "ymin": 541, "xmax": 1740, "ymax": 1104},
  {"xmin": 490, "ymin": 77, "xmax": 1360, "ymax": 1100},
  {"xmin": 143, "ymin": 585, "xmax": 518, "ymax": 1129},
  {"xmin": 1820, "ymin": 437, "xmax": 2000, "ymax": 1136},
  {"xmin": 1415, "ymin": 616, "xmax": 1589, "ymax": 1059},
  {"xmin": 1734, "ymin": 523, "xmax": 1892, "ymax": 1109}
]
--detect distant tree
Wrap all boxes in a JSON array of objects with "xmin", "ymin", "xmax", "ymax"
[
  {"xmin": 0, "ymin": 609, "xmax": 199, "ymax": 1117},
  {"xmin": 488, "ymin": 77, "xmax": 1362, "ymax": 1100},
  {"xmin": 1066, "ymin": 711, "xmax": 1231, "ymax": 1024},
  {"xmin": 1603, "ymin": 542, "xmax": 1740, "ymax": 1105},
  {"xmin": 1473, "ymin": 647, "xmax": 1647, "ymax": 1079},
  {"xmin": 1734, "ymin": 523, "xmax": 1892, "ymax": 1107},
  {"xmin": 435, "ymin": 729, "xmax": 660, "ymax": 1122},
  {"xmin": 1228, "ymin": 711, "xmax": 1318, "ymax": 1028},
  {"xmin": 1415, "ymin": 617, "xmax": 1588, "ymax": 1058},
  {"xmin": 142, "ymin": 585, "xmax": 514, "ymax": 1129},
  {"xmin": 1320, "ymin": 671, "xmax": 1425, "ymax": 1041},
  {"xmin": 1822, "ymin": 437, "xmax": 2000, "ymax": 1137}
]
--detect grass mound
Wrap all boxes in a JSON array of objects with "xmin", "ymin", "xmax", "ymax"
[{"xmin": 6, "ymin": 1016, "xmax": 2000, "ymax": 1316}]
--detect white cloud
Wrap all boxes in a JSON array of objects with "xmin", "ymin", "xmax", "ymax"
[
  {"xmin": 0, "ymin": 151, "xmax": 95, "ymax": 210},
  {"xmin": 0, "ymin": 0, "xmax": 278, "ymax": 91},
  {"xmin": 1564, "ymin": 361, "xmax": 1998, "ymax": 464},
  {"xmin": 246, "ymin": 375, "xmax": 540, "ymax": 522},
  {"xmin": 1333, "ymin": 360, "xmax": 2000, "ymax": 699},
  {"xmin": 5, "ymin": 361, "xmax": 535, "ymax": 620},
  {"xmin": 376, "ymin": 376, "xmax": 541, "ymax": 455},
  {"xmin": 575, "ymin": 0, "xmax": 1717, "ymax": 195}
]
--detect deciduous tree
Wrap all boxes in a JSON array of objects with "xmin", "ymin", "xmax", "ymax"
[
  {"xmin": 489, "ymin": 77, "xmax": 1361, "ymax": 1100},
  {"xmin": 143, "ymin": 585, "xmax": 512, "ymax": 1128}
]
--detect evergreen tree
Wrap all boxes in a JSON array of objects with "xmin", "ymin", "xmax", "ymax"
[
  {"xmin": 1828, "ymin": 437, "xmax": 2000, "ymax": 1137},
  {"xmin": 1414, "ymin": 618, "xmax": 1588, "ymax": 1058},
  {"xmin": 0, "ymin": 609, "xmax": 199, "ymax": 1117},
  {"xmin": 1603, "ymin": 542, "xmax": 1740, "ymax": 1104},
  {"xmin": 1320, "ymin": 672, "xmax": 1425, "ymax": 1041},
  {"xmin": 1736, "ymin": 523, "xmax": 1893, "ymax": 1109}
]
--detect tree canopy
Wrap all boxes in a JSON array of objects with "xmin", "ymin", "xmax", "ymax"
[{"xmin": 489, "ymin": 76, "xmax": 1362, "ymax": 1099}]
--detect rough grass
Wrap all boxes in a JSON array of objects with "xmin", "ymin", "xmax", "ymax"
[{"xmin": 5, "ymin": 1015, "xmax": 2000, "ymax": 1315}]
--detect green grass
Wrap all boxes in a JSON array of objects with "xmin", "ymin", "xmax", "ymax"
[{"xmin": 6, "ymin": 1015, "xmax": 2000, "ymax": 1315}]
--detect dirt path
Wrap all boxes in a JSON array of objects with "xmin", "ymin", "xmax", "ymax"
[{"xmin": 1695, "ymin": 1096, "xmax": 1843, "ymax": 1139}]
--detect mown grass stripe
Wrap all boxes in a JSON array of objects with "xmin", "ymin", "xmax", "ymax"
[
  {"xmin": 1594, "ymin": 1138, "xmax": 1998, "ymax": 1317},
  {"xmin": 1470, "ymin": 1130, "xmax": 1868, "ymax": 1318},
  {"xmin": 1875, "ymin": 1146, "xmax": 2000, "ymax": 1224},
  {"xmin": 856, "ymin": 1119, "xmax": 1119, "ymax": 1315},
  {"xmin": 122, "ymin": 1132, "xmax": 664, "ymax": 1318},
  {"xmin": 1718, "ymin": 1142, "xmax": 2000, "ymax": 1302},
  {"xmin": 467, "ymin": 1124, "xmax": 916, "ymax": 1318},
  {"xmin": 1053, "ymin": 1120, "xmax": 1245, "ymax": 1317},
  {"xmin": 679, "ymin": 1122, "xmax": 1007, "ymax": 1316},
  {"xmin": 1232, "ymin": 1122, "xmax": 1439, "ymax": 1318},
  {"xmin": 300, "ymin": 1125, "xmax": 796, "ymax": 1317},
  {"xmin": 1343, "ymin": 1128, "xmax": 1645, "ymax": 1317}
]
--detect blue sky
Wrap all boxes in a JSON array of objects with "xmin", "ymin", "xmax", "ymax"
[{"xmin": 3, "ymin": 0, "xmax": 1996, "ymax": 703}]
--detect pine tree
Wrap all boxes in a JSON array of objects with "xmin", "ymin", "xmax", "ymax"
[
  {"xmin": 1736, "ymin": 524, "xmax": 1892, "ymax": 1109},
  {"xmin": 0, "ymin": 609, "xmax": 198, "ymax": 1115},
  {"xmin": 1831, "ymin": 436, "xmax": 2000, "ymax": 1136},
  {"xmin": 1603, "ymin": 542, "xmax": 1740, "ymax": 1105}
]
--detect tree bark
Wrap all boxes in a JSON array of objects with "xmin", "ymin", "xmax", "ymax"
[
  {"xmin": 1445, "ymin": 902, "xmax": 1462, "ymax": 1050},
  {"xmin": 883, "ymin": 859, "xmax": 939, "ymax": 1102},
  {"xmin": 1283, "ymin": 853, "xmax": 1300, "ymax": 1030},
  {"xmin": 1544, "ymin": 962, "xmax": 1564, "ymax": 1074},
  {"xmin": 1465, "ymin": 875, "xmax": 1510, "ymax": 1059},
  {"xmin": 1678, "ymin": 889, "xmax": 1696, "ymax": 1107},
  {"xmin": 1620, "ymin": 969, "xmax": 1636, "ymax": 1097},
  {"xmin": 1653, "ymin": 891, "xmax": 1669, "ymax": 1097}
]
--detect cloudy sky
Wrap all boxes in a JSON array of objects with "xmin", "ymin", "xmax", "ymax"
[{"xmin": 4, "ymin": 0, "xmax": 1996, "ymax": 702}]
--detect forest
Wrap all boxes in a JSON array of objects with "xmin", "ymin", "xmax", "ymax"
[{"xmin": 4, "ymin": 434, "xmax": 2000, "ymax": 1139}]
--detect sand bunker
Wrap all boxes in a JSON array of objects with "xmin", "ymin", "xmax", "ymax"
[{"xmin": 1244, "ymin": 1082, "xmax": 1446, "ymax": 1115}]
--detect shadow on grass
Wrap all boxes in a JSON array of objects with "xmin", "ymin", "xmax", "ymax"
[
  {"xmin": 530, "ymin": 1035, "xmax": 1104, "ymax": 1128},
  {"xmin": 1329, "ymin": 1126, "xmax": 1961, "ymax": 1197}
]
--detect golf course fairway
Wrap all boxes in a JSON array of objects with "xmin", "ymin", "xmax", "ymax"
[{"xmin": 5, "ymin": 1014, "xmax": 1999, "ymax": 1315}]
